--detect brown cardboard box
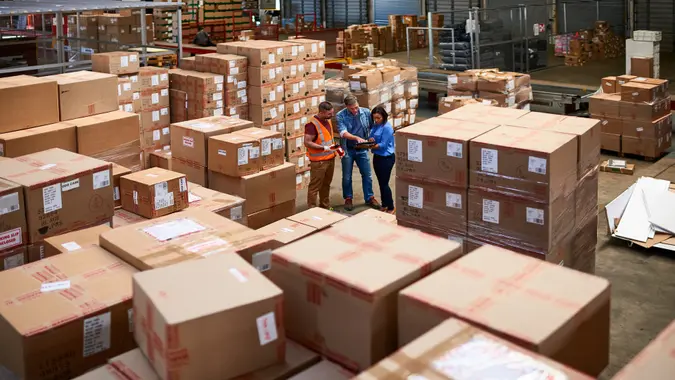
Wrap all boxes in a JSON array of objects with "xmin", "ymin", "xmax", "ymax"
[
  {"xmin": 186, "ymin": 182, "xmax": 246, "ymax": 224},
  {"xmin": 600, "ymin": 133, "xmax": 621, "ymax": 151},
  {"xmin": 469, "ymin": 126, "xmax": 578, "ymax": 203},
  {"xmin": 304, "ymin": 59, "xmax": 326, "ymax": 79},
  {"xmin": 0, "ymin": 244, "xmax": 26, "ymax": 271},
  {"xmin": 601, "ymin": 76, "xmax": 617, "ymax": 93},
  {"xmin": 249, "ymin": 84, "xmax": 285, "ymax": 105},
  {"xmin": 612, "ymin": 319, "xmax": 675, "ymax": 380},
  {"xmin": 208, "ymin": 134, "xmax": 262, "ymax": 177},
  {"xmin": 171, "ymin": 116, "xmax": 253, "ymax": 167},
  {"xmin": 335, "ymin": 208, "xmax": 397, "ymax": 225},
  {"xmin": 42, "ymin": 224, "xmax": 111, "ymax": 258},
  {"xmin": 294, "ymin": 170, "xmax": 311, "ymax": 191},
  {"xmin": 139, "ymin": 123, "xmax": 171, "ymax": 150},
  {"xmin": 622, "ymin": 113, "xmax": 672, "ymax": 138},
  {"xmin": 506, "ymin": 112, "xmax": 601, "ymax": 178},
  {"xmin": 269, "ymin": 218, "xmax": 463, "ymax": 371},
  {"xmin": 589, "ymin": 93, "xmax": 621, "ymax": 118},
  {"xmin": 285, "ymin": 99, "xmax": 310, "ymax": 118},
  {"xmin": 233, "ymin": 127, "xmax": 284, "ymax": 170},
  {"xmin": 622, "ymin": 132, "xmax": 671, "ymax": 158},
  {"xmin": 571, "ymin": 214, "xmax": 597, "ymax": 274},
  {"xmin": 595, "ymin": 116, "xmax": 623, "ymax": 135},
  {"xmin": 630, "ymin": 56, "xmax": 654, "ymax": 78},
  {"xmin": 139, "ymin": 66, "xmax": 169, "ymax": 90},
  {"xmin": 74, "ymin": 111, "xmax": 142, "ymax": 170},
  {"xmin": 250, "ymin": 102, "xmax": 286, "ymax": 126},
  {"xmin": 395, "ymin": 118, "xmax": 499, "ymax": 186},
  {"xmin": 396, "ymin": 177, "xmax": 467, "ymax": 236},
  {"xmin": 0, "ymin": 247, "xmax": 137, "ymax": 380},
  {"xmin": 287, "ymin": 152, "xmax": 309, "ymax": 173},
  {"xmin": 107, "ymin": 349, "xmax": 159, "ymax": 380},
  {"xmin": 0, "ymin": 149, "xmax": 114, "ymax": 244},
  {"xmin": 195, "ymin": 53, "xmax": 248, "ymax": 75},
  {"xmin": 348, "ymin": 70, "xmax": 383, "ymax": 92},
  {"xmin": 0, "ymin": 121, "xmax": 77, "ymax": 158},
  {"xmin": 133, "ymin": 254, "xmax": 284, "ymax": 379},
  {"xmin": 119, "ymin": 167, "xmax": 188, "ymax": 218},
  {"xmin": 634, "ymin": 77, "xmax": 669, "ymax": 95},
  {"xmin": 285, "ymin": 134, "xmax": 306, "ymax": 157},
  {"xmin": 439, "ymin": 103, "xmax": 529, "ymax": 125},
  {"xmin": 0, "ymin": 178, "xmax": 26, "ymax": 254},
  {"xmin": 357, "ymin": 318, "xmax": 594, "ymax": 380},
  {"xmin": 92, "ymin": 51, "xmax": 140, "ymax": 75},
  {"xmin": 286, "ymin": 207, "xmax": 348, "ymax": 230},
  {"xmin": 616, "ymin": 74, "xmax": 637, "ymax": 87},
  {"xmin": 447, "ymin": 72, "xmax": 478, "ymax": 92},
  {"xmin": 100, "ymin": 209, "xmax": 251, "ymax": 270},
  {"xmin": 282, "ymin": 62, "xmax": 304, "ymax": 82},
  {"xmin": 139, "ymin": 88, "xmax": 170, "ymax": 111},
  {"xmin": 247, "ymin": 200, "xmax": 297, "ymax": 229},
  {"xmin": 398, "ymin": 245, "xmax": 610, "ymax": 376},
  {"xmin": 257, "ymin": 219, "xmax": 317, "ymax": 245},
  {"xmin": 217, "ymin": 41, "xmax": 284, "ymax": 66},
  {"xmin": 209, "ymin": 163, "xmax": 296, "ymax": 215},
  {"xmin": 112, "ymin": 163, "xmax": 131, "ymax": 208},
  {"xmin": 621, "ymin": 82, "xmax": 659, "ymax": 103},
  {"xmin": 619, "ymin": 97, "xmax": 670, "ymax": 121},
  {"xmin": 180, "ymin": 56, "xmax": 196, "ymax": 70},
  {"xmin": 172, "ymin": 156, "xmax": 208, "ymax": 186},
  {"xmin": 112, "ymin": 208, "xmax": 146, "ymax": 228},
  {"xmin": 288, "ymin": 39, "xmax": 326, "ymax": 59},
  {"xmin": 117, "ymin": 77, "xmax": 134, "ymax": 103},
  {"xmin": 148, "ymin": 150, "xmax": 172, "ymax": 170},
  {"xmin": 289, "ymin": 360, "xmax": 354, "ymax": 379},
  {"xmin": 248, "ymin": 66, "xmax": 284, "ymax": 86},
  {"xmin": 50, "ymin": 71, "xmax": 119, "ymax": 121},
  {"xmin": 0, "ymin": 75, "xmax": 60, "ymax": 134},
  {"xmin": 284, "ymin": 115, "xmax": 309, "ymax": 138},
  {"xmin": 283, "ymin": 80, "xmax": 305, "ymax": 102},
  {"xmin": 232, "ymin": 340, "xmax": 320, "ymax": 380}
]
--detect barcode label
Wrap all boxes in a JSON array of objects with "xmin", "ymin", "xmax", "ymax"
[
  {"xmin": 447, "ymin": 141, "xmax": 463, "ymax": 158},
  {"xmin": 528, "ymin": 156, "xmax": 547, "ymax": 175},
  {"xmin": 93, "ymin": 170, "xmax": 111, "ymax": 190},
  {"xmin": 526, "ymin": 207, "xmax": 545, "ymax": 225},
  {"xmin": 446, "ymin": 193, "xmax": 462, "ymax": 209}
]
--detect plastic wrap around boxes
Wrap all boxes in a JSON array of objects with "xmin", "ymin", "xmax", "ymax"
[
  {"xmin": 591, "ymin": 75, "xmax": 671, "ymax": 158},
  {"xmin": 445, "ymin": 69, "xmax": 533, "ymax": 110},
  {"xmin": 395, "ymin": 104, "xmax": 600, "ymax": 273},
  {"xmin": 326, "ymin": 58, "xmax": 419, "ymax": 131}
]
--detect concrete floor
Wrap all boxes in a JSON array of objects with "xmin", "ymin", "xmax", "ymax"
[{"xmin": 296, "ymin": 97, "xmax": 675, "ymax": 379}]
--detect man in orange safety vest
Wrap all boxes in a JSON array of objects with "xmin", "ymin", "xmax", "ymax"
[{"xmin": 304, "ymin": 101, "xmax": 339, "ymax": 209}]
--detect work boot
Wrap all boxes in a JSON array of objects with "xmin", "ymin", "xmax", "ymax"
[
  {"xmin": 367, "ymin": 197, "xmax": 381, "ymax": 209},
  {"xmin": 344, "ymin": 198, "xmax": 354, "ymax": 211}
]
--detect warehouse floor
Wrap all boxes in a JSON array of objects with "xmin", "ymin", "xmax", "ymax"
[{"xmin": 295, "ymin": 100, "xmax": 675, "ymax": 378}]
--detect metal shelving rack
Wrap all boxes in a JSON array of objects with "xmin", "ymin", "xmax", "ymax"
[{"xmin": 0, "ymin": 0, "xmax": 184, "ymax": 76}]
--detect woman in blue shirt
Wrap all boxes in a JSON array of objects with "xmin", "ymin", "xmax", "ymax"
[{"xmin": 368, "ymin": 106, "xmax": 396, "ymax": 213}]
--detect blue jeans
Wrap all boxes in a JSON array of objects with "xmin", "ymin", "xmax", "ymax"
[{"xmin": 341, "ymin": 149, "xmax": 374, "ymax": 201}]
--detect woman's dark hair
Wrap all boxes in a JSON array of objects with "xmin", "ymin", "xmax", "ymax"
[{"xmin": 371, "ymin": 106, "xmax": 388, "ymax": 125}]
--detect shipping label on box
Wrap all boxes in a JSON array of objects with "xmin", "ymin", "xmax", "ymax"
[
  {"xmin": 119, "ymin": 167, "xmax": 189, "ymax": 219},
  {"xmin": 208, "ymin": 134, "xmax": 262, "ymax": 177}
]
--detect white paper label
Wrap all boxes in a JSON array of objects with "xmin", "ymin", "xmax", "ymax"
[
  {"xmin": 93, "ymin": 170, "xmax": 111, "ymax": 189},
  {"xmin": 152, "ymin": 110, "xmax": 160, "ymax": 122},
  {"xmin": 249, "ymin": 146, "xmax": 260, "ymax": 159},
  {"xmin": 481, "ymin": 148, "xmax": 498, "ymax": 173},
  {"xmin": 293, "ymin": 103, "xmax": 300, "ymax": 113},
  {"xmin": 151, "ymin": 93, "xmax": 159, "ymax": 104},
  {"xmin": 528, "ymin": 156, "xmax": 547, "ymax": 175},
  {"xmin": 83, "ymin": 312, "xmax": 111, "ymax": 357},
  {"xmin": 151, "ymin": 75, "xmax": 159, "ymax": 86},
  {"xmin": 61, "ymin": 179, "xmax": 79, "ymax": 192},
  {"xmin": 526, "ymin": 207, "xmax": 545, "ymax": 225},
  {"xmin": 113, "ymin": 187, "xmax": 120, "ymax": 201},
  {"xmin": 407, "ymin": 139, "xmax": 423, "ymax": 162},
  {"xmin": 448, "ymin": 75, "xmax": 458, "ymax": 84},
  {"xmin": 298, "ymin": 156, "xmax": 305, "ymax": 167},
  {"xmin": 3, "ymin": 253, "xmax": 24, "ymax": 269},
  {"xmin": 120, "ymin": 56, "xmax": 129, "ymax": 67},
  {"xmin": 270, "ymin": 107, "xmax": 278, "ymax": 118},
  {"xmin": 446, "ymin": 193, "xmax": 462, "ymax": 209},
  {"xmin": 272, "ymin": 138, "xmax": 283, "ymax": 150},
  {"xmin": 482, "ymin": 199, "xmax": 500, "ymax": 224},
  {"xmin": 230, "ymin": 205, "xmax": 243, "ymax": 220},
  {"xmin": 447, "ymin": 142, "xmax": 463, "ymax": 158},
  {"xmin": 161, "ymin": 88, "xmax": 169, "ymax": 97},
  {"xmin": 160, "ymin": 73, "xmax": 168, "ymax": 82},
  {"xmin": 408, "ymin": 185, "xmax": 423, "ymax": 209},
  {"xmin": 238, "ymin": 147, "xmax": 249, "ymax": 165},
  {"xmin": 269, "ymin": 53, "xmax": 275, "ymax": 64},
  {"xmin": 269, "ymin": 68, "xmax": 275, "ymax": 79},
  {"xmin": 41, "ymin": 280, "xmax": 71, "ymax": 292},
  {"xmin": 43, "ymin": 184, "xmax": 63, "ymax": 214},
  {"xmin": 123, "ymin": 83, "xmax": 131, "ymax": 91},
  {"xmin": 61, "ymin": 242, "xmax": 82, "ymax": 252},
  {"xmin": 153, "ymin": 130, "xmax": 161, "ymax": 141},
  {"xmin": 256, "ymin": 312, "xmax": 279, "ymax": 345},
  {"xmin": 252, "ymin": 249, "xmax": 272, "ymax": 272},
  {"xmin": 143, "ymin": 218, "xmax": 206, "ymax": 242},
  {"xmin": 269, "ymin": 90, "xmax": 276, "ymax": 102},
  {"xmin": 296, "ymin": 174, "xmax": 302, "ymax": 185},
  {"xmin": 179, "ymin": 178, "xmax": 187, "ymax": 193},
  {"xmin": 0, "ymin": 192, "xmax": 20, "ymax": 215},
  {"xmin": 261, "ymin": 139, "xmax": 272, "ymax": 156}
]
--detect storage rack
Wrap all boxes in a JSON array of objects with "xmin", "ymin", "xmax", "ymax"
[{"xmin": 0, "ymin": 0, "xmax": 184, "ymax": 76}]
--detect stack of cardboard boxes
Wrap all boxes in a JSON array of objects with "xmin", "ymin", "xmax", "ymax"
[
  {"xmin": 195, "ymin": 52, "xmax": 250, "ymax": 119},
  {"xmin": 447, "ymin": 69, "xmax": 533, "ymax": 109},
  {"xmin": 388, "ymin": 15, "xmax": 407, "ymax": 52},
  {"xmin": 627, "ymin": 30, "xmax": 661, "ymax": 78},
  {"xmin": 564, "ymin": 21, "xmax": 624, "ymax": 66},
  {"xmin": 337, "ymin": 24, "xmax": 393, "ymax": 59},
  {"xmin": 592, "ymin": 75, "xmax": 671, "ymax": 158},
  {"xmin": 66, "ymin": 12, "xmax": 152, "ymax": 56}
]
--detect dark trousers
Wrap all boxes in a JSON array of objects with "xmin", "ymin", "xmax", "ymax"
[{"xmin": 373, "ymin": 154, "xmax": 395, "ymax": 210}]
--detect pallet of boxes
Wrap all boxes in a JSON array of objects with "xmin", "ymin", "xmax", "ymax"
[
  {"xmin": 439, "ymin": 69, "xmax": 532, "ymax": 113},
  {"xmin": 591, "ymin": 75, "xmax": 671, "ymax": 160}
]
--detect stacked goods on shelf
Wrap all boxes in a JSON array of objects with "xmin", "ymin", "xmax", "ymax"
[
  {"xmin": 66, "ymin": 14, "xmax": 100, "ymax": 57},
  {"xmin": 337, "ymin": 24, "xmax": 391, "ymax": 59},
  {"xmin": 627, "ymin": 30, "xmax": 661, "ymax": 78},
  {"xmin": 169, "ymin": 116, "xmax": 254, "ymax": 186},
  {"xmin": 137, "ymin": 66, "xmax": 171, "ymax": 166},
  {"xmin": 153, "ymin": 7, "xmax": 178, "ymax": 42},
  {"xmin": 591, "ymin": 76, "xmax": 671, "ymax": 159},
  {"xmin": 446, "ymin": 69, "xmax": 532, "ymax": 109},
  {"xmin": 202, "ymin": 0, "xmax": 254, "ymax": 43},
  {"xmin": 194, "ymin": 52, "xmax": 249, "ymax": 119},
  {"xmin": 67, "ymin": 13, "xmax": 152, "ymax": 55},
  {"xmin": 564, "ymin": 21, "xmax": 624, "ymax": 66},
  {"xmin": 438, "ymin": 96, "xmax": 498, "ymax": 114},
  {"xmin": 389, "ymin": 15, "xmax": 407, "ymax": 52},
  {"xmin": 402, "ymin": 14, "xmax": 425, "ymax": 49},
  {"xmin": 167, "ymin": 69, "xmax": 225, "ymax": 119}
]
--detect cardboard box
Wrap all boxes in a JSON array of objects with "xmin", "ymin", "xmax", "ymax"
[
  {"xmin": 619, "ymin": 97, "xmax": 670, "ymax": 121},
  {"xmin": 74, "ymin": 111, "xmax": 142, "ymax": 170},
  {"xmin": 284, "ymin": 116, "xmax": 309, "ymax": 138},
  {"xmin": 208, "ymin": 133, "xmax": 262, "ymax": 177},
  {"xmin": 112, "ymin": 208, "xmax": 146, "ymax": 228},
  {"xmin": 133, "ymin": 254, "xmax": 284, "ymax": 379},
  {"xmin": 117, "ymin": 77, "xmax": 135, "ymax": 104},
  {"xmin": 622, "ymin": 113, "xmax": 672, "ymax": 138},
  {"xmin": 621, "ymin": 82, "xmax": 659, "ymax": 103},
  {"xmin": 348, "ymin": 70, "xmax": 382, "ymax": 92},
  {"xmin": 611, "ymin": 319, "xmax": 675, "ymax": 380},
  {"xmin": 172, "ymin": 156, "xmax": 208, "ymax": 187},
  {"xmin": 622, "ymin": 133, "xmax": 671, "ymax": 158},
  {"xmin": 595, "ymin": 116, "xmax": 623, "ymax": 135},
  {"xmin": 289, "ymin": 360, "xmax": 354, "ymax": 379},
  {"xmin": 92, "ymin": 51, "xmax": 140, "ymax": 74},
  {"xmin": 139, "ymin": 88, "xmax": 170, "ymax": 111},
  {"xmin": 269, "ymin": 219, "xmax": 463, "ymax": 371},
  {"xmin": 601, "ymin": 133, "xmax": 621, "ymax": 151},
  {"xmin": 256, "ymin": 219, "xmax": 317, "ymax": 245},
  {"xmin": 233, "ymin": 127, "xmax": 284, "ymax": 170},
  {"xmin": 148, "ymin": 150, "xmax": 172, "ymax": 170},
  {"xmin": 616, "ymin": 74, "xmax": 637, "ymax": 87},
  {"xmin": 247, "ymin": 200, "xmax": 296, "ymax": 229},
  {"xmin": 630, "ymin": 56, "xmax": 655, "ymax": 78},
  {"xmin": 248, "ymin": 66, "xmax": 284, "ymax": 86},
  {"xmin": 0, "ymin": 75, "xmax": 60, "ymax": 134},
  {"xmin": 209, "ymin": 163, "xmax": 295, "ymax": 215},
  {"xmin": 0, "ymin": 121, "xmax": 77, "ymax": 158},
  {"xmin": 186, "ymin": 183, "xmax": 246, "ymax": 224},
  {"xmin": 217, "ymin": 41, "xmax": 284, "ymax": 66},
  {"xmin": 398, "ymin": 245, "xmax": 610, "ymax": 376},
  {"xmin": 396, "ymin": 177, "xmax": 467, "ymax": 236},
  {"xmin": 286, "ymin": 208, "xmax": 348, "ymax": 230},
  {"xmin": 395, "ymin": 118, "xmax": 499, "ymax": 187},
  {"xmin": 232, "ymin": 340, "xmax": 320, "ymax": 380},
  {"xmin": 42, "ymin": 224, "xmax": 111, "ymax": 258},
  {"xmin": 139, "ymin": 67, "xmax": 169, "ymax": 90},
  {"xmin": 601, "ymin": 76, "xmax": 617, "ymax": 93},
  {"xmin": 0, "ymin": 245, "xmax": 26, "ymax": 271},
  {"xmin": 194, "ymin": 53, "xmax": 248, "ymax": 75},
  {"xmin": 469, "ymin": 126, "xmax": 578, "ymax": 203},
  {"xmin": 335, "ymin": 208, "xmax": 397, "ymax": 225},
  {"xmin": 288, "ymin": 39, "xmax": 326, "ymax": 60},
  {"xmin": 249, "ymin": 84, "xmax": 284, "ymax": 105},
  {"xmin": 249, "ymin": 102, "xmax": 286, "ymax": 126},
  {"xmin": 107, "ymin": 349, "xmax": 160, "ymax": 380},
  {"xmin": 171, "ymin": 116, "xmax": 253, "ymax": 167},
  {"xmin": 439, "ymin": 103, "xmax": 529, "ymax": 125},
  {"xmin": 50, "ymin": 71, "xmax": 119, "ymax": 121},
  {"xmin": 357, "ymin": 318, "xmax": 594, "ymax": 380},
  {"xmin": 0, "ymin": 247, "xmax": 137, "ymax": 380},
  {"xmin": 119, "ymin": 167, "xmax": 188, "ymax": 219},
  {"xmin": 589, "ymin": 93, "xmax": 621, "ymax": 118},
  {"xmin": 0, "ymin": 149, "xmax": 113, "ymax": 244},
  {"xmin": 285, "ymin": 134, "xmax": 306, "ymax": 157},
  {"xmin": 112, "ymin": 163, "xmax": 131, "ymax": 208}
]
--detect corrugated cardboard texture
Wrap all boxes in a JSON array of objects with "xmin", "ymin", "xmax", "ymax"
[
  {"xmin": 286, "ymin": 208, "xmax": 347, "ymax": 230},
  {"xmin": 0, "ymin": 75, "xmax": 60, "ymax": 134},
  {"xmin": 0, "ymin": 149, "xmax": 114, "ymax": 244},
  {"xmin": 257, "ymin": 219, "xmax": 317, "ymax": 245},
  {"xmin": 0, "ymin": 121, "xmax": 77, "ymax": 158},
  {"xmin": 269, "ymin": 219, "xmax": 463, "ymax": 371},
  {"xmin": 247, "ymin": 200, "xmax": 296, "ymax": 229},
  {"xmin": 74, "ymin": 111, "xmax": 142, "ymax": 171},
  {"xmin": 439, "ymin": 103, "xmax": 529, "ymax": 125},
  {"xmin": 43, "ymin": 224, "xmax": 111, "ymax": 259},
  {"xmin": 50, "ymin": 71, "xmax": 119, "ymax": 121},
  {"xmin": 185, "ymin": 185, "xmax": 246, "ymax": 224},
  {"xmin": 398, "ymin": 245, "xmax": 610, "ymax": 376},
  {"xmin": 334, "ymin": 209, "xmax": 397, "ymax": 225},
  {"xmin": 0, "ymin": 247, "xmax": 137, "ymax": 380},
  {"xmin": 357, "ymin": 318, "xmax": 593, "ymax": 380},
  {"xmin": 170, "ymin": 116, "xmax": 253, "ymax": 166},
  {"xmin": 119, "ymin": 167, "xmax": 188, "ymax": 219},
  {"xmin": 133, "ymin": 254, "xmax": 285, "ymax": 379}
]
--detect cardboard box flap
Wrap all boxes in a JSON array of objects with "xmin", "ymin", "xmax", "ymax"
[
  {"xmin": 44, "ymin": 224, "xmax": 111, "ymax": 253},
  {"xmin": 0, "ymin": 75, "xmax": 57, "ymax": 89},
  {"xmin": 401, "ymin": 245, "xmax": 610, "ymax": 346},
  {"xmin": 257, "ymin": 219, "xmax": 317, "ymax": 245},
  {"xmin": 51, "ymin": 70, "xmax": 118, "ymax": 85},
  {"xmin": 439, "ymin": 103, "xmax": 529, "ymax": 122},
  {"xmin": 0, "ymin": 121, "xmax": 77, "ymax": 140},
  {"xmin": 132, "ymin": 254, "xmax": 282, "ymax": 325},
  {"xmin": 188, "ymin": 186, "xmax": 244, "ymax": 208},
  {"xmin": 0, "ymin": 246, "xmax": 136, "ymax": 336},
  {"xmin": 272, "ymin": 219, "xmax": 462, "ymax": 296},
  {"xmin": 286, "ymin": 208, "xmax": 348, "ymax": 230},
  {"xmin": 108, "ymin": 349, "xmax": 160, "ymax": 380},
  {"xmin": 121, "ymin": 167, "xmax": 185, "ymax": 186},
  {"xmin": 472, "ymin": 125, "xmax": 577, "ymax": 154},
  {"xmin": 172, "ymin": 116, "xmax": 253, "ymax": 134},
  {"xmin": 0, "ymin": 148, "xmax": 110, "ymax": 188},
  {"xmin": 402, "ymin": 118, "xmax": 499, "ymax": 142}
]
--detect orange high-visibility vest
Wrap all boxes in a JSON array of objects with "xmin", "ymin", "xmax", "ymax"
[{"xmin": 306, "ymin": 117, "xmax": 336, "ymax": 161}]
